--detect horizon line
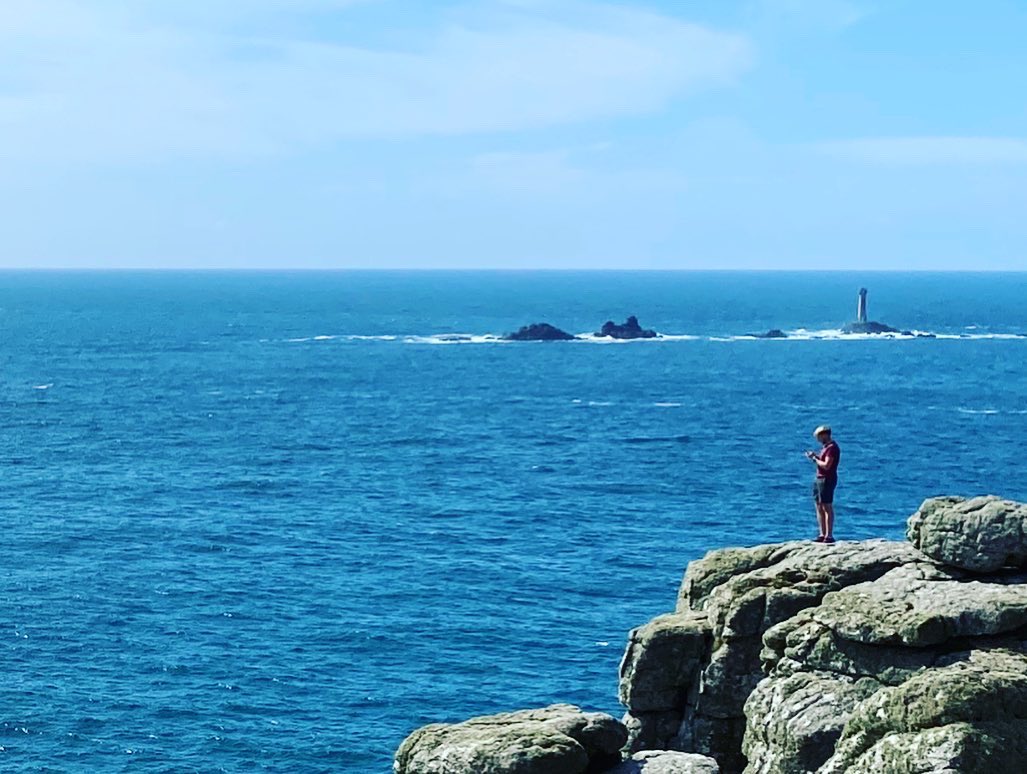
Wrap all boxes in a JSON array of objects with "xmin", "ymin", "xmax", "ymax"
[{"xmin": 0, "ymin": 267, "xmax": 1025, "ymax": 274}]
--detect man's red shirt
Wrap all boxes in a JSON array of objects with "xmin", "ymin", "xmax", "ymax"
[{"xmin": 817, "ymin": 441, "xmax": 840, "ymax": 480}]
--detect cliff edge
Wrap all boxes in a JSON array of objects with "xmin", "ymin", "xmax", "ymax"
[{"xmin": 396, "ymin": 495, "xmax": 1027, "ymax": 773}]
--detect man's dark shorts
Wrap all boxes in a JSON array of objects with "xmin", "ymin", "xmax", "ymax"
[{"xmin": 814, "ymin": 477, "xmax": 837, "ymax": 505}]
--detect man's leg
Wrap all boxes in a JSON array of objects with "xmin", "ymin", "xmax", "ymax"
[
  {"xmin": 823, "ymin": 504, "xmax": 835, "ymax": 540},
  {"xmin": 815, "ymin": 503, "xmax": 827, "ymax": 538}
]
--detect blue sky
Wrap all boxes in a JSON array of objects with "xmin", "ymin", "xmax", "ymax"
[{"xmin": 2, "ymin": 0, "xmax": 1026, "ymax": 269}]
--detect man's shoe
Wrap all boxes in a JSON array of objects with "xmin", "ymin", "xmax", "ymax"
[
  {"xmin": 823, "ymin": 537, "xmax": 836, "ymax": 544},
  {"xmin": 813, "ymin": 536, "xmax": 826, "ymax": 543}
]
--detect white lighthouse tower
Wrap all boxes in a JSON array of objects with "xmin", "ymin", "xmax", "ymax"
[{"xmin": 857, "ymin": 288, "xmax": 868, "ymax": 324}]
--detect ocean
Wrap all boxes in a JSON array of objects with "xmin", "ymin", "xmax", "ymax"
[{"xmin": 2, "ymin": 270, "xmax": 1025, "ymax": 771}]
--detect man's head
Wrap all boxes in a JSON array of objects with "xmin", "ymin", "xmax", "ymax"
[{"xmin": 814, "ymin": 425, "xmax": 832, "ymax": 444}]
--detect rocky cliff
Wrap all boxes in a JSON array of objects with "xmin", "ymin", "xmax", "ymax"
[{"xmin": 396, "ymin": 495, "xmax": 1027, "ymax": 774}]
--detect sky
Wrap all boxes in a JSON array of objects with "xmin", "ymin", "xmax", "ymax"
[{"xmin": 1, "ymin": 0, "xmax": 1026, "ymax": 269}]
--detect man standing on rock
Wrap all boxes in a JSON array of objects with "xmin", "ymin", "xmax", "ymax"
[{"xmin": 806, "ymin": 425, "xmax": 840, "ymax": 543}]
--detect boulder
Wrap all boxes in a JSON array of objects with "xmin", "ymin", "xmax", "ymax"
[
  {"xmin": 907, "ymin": 495, "xmax": 1027, "ymax": 572},
  {"xmin": 742, "ymin": 671, "xmax": 879, "ymax": 774},
  {"xmin": 606, "ymin": 750, "xmax": 720, "ymax": 773},
  {"xmin": 504, "ymin": 323, "xmax": 578, "ymax": 341},
  {"xmin": 595, "ymin": 316, "xmax": 658, "ymax": 339},
  {"xmin": 394, "ymin": 704, "xmax": 627, "ymax": 774},
  {"xmin": 748, "ymin": 559, "xmax": 1027, "ymax": 772},
  {"xmin": 760, "ymin": 562, "xmax": 1027, "ymax": 682},
  {"xmin": 819, "ymin": 650, "xmax": 1027, "ymax": 773},
  {"xmin": 619, "ymin": 613, "xmax": 711, "ymax": 713},
  {"xmin": 747, "ymin": 329, "xmax": 788, "ymax": 339}
]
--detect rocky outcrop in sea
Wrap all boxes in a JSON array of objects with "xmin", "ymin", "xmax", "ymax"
[
  {"xmin": 395, "ymin": 495, "xmax": 1027, "ymax": 774},
  {"xmin": 596, "ymin": 316, "xmax": 658, "ymax": 339},
  {"xmin": 504, "ymin": 323, "xmax": 579, "ymax": 341}
]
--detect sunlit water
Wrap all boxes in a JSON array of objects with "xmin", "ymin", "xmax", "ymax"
[{"xmin": 1, "ymin": 271, "xmax": 1025, "ymax": 771}]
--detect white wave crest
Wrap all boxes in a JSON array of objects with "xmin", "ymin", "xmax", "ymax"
[{"xmin": 283, "ymin": 328, "xmax": 1025, "ymax": 345}]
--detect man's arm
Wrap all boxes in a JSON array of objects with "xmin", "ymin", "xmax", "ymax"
[{"xmin": 812, "ymin": 448, "xmax": 837, "ymax": 471}]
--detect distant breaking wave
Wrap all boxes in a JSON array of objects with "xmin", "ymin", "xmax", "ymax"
[{"xmin": 282, "ymin": 329, "xmax": 1026, "ymax": 345}]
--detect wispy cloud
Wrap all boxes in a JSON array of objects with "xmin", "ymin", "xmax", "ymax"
[
  {"xmin": 817, "ymin": 137, "xmax": 1027, "ymax": 164},
  {"xmin": 0, "ymin": 0, "xmax": 752, "ymax": 162}
]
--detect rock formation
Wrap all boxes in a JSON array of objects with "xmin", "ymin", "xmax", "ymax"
[
  {"xmin": 748, "ymin": 330, "xmax": 788, "ymax": 339},
  {"xmin": 840, "ymin": 320, "xmax": 902, "ymax": 335},
  {"xmin": 595, "ymin": 316, "xmax": 658, "ymax": 339},
  {"xmin": 504, "ymin": 323, "xmax": 578, "ymax": 341},
  {"xmin": 394, "ymin": 704, "xmax": 629, "ymax": 774},
  {"xmin": 396, "ymin": 495, "xmax": 1027, "ymax": 773}
]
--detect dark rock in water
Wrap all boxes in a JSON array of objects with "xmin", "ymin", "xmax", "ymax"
[
  {"xmin": 841, "ymin": 320, "xmax": 902, "ymax": 335},
  {"xmin": 749, "ymin": 329, "xmax": 788, "ymax": 339},
  {"xmin": 504, "ymin": 323, "xmax": 577, "ymax": 341},
  {"xmin": 596, "ymin": 316, "xmax": 658, "ymax": 339}
]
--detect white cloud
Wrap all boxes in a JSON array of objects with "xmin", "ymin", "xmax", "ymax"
[
  {"xmin": 0, "ymin": 0, "xmax": 752, "ymax": 162},
  {"xmin": 817, "ymin": 137, "xmax": 1027, "ymax": 164}
]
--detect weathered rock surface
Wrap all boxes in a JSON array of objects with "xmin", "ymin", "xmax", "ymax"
[
  {"xmin": 635, "ymin": 540, "xmax": 925, "ymax": 769},
  {"xmin": 908, "ymin": 495, "xmax": 1027, "ymax": 572},
  {"xmin": 607, "ymin": 750, "xmax": 720, "ymax": 773},
  {"xmin": 820, "ymin": 650, "xmax": 1027, "ymax": 773},
  {"xmin": 394, "ymin": 704, "xmax": 627, "ymax": 774},
  {"xmin": 742, "ymin": 671, "xmax": 879, "ymax": 774},
  {"xmin": 504, "ymin": 323, "xmax": 578, "ymax": 341},
  {"xmin": 595, "ymin": 316, "xmax": 658, "ymax": 339},
  {"xmin": 399, "ymin": 495, "xmax": 1027, "ymax": 774},
  {"xmin": 747, "ymin": 329, "xmax": 788, "ymax": 339}
]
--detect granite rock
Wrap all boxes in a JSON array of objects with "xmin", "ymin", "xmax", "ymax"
[
  {"xmin": 394, "ymin": 704, "xmax": 627, "ymax": 774},
  {"xmin": 606, "ymin": 750, "xmax": 720, "ymax": 774},
  {"xmin": 820, "ymin": 650, "xmax": 1027, "ymax": 773},
  {"xmin": 907, "ymin": 495, "xmax": 1027, "ymax": 572}
]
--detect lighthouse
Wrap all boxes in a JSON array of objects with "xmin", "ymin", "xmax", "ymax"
[{"xmin": 857, "ymin": 288, "xmax": 868, "ymax": 324}]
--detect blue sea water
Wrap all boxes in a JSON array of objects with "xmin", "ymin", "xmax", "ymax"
[{"xmin": 1, "ymin": 270, "xmax": 1026, "ymax": 772}]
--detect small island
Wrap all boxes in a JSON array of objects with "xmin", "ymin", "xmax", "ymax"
[
  {"xmin": 503, "ymin": 322, "xmax": 578, "ymax": 341},
  {"xmin": 595, "ymin": 316, "xmax": 658, "ymax": 339}
]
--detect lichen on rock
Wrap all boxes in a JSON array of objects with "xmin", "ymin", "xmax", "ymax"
[{"xmin": 393, "ymin": 704, "xmax": 627, "ymax": 774}]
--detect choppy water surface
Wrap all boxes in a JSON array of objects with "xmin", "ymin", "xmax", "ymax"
[{"xmin": 1, "ymin": 271, "xmax": 1025, "ymax": 771}]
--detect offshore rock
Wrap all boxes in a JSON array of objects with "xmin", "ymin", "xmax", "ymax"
[
  {"xmin": 747, "ymin": 329, "xmax": 788, "ymax": 339},
  {"xmin": 393, "ymin": 704, "xmax": 627, "ymax": 774},
  {"xmin": 907, "ymin": 495, "xmax": 1027, "ymax": 572},
  {"xmin": 504, "ymin": 323, "xmax": 578, "ymax": 341},
  {"xmin": 840, "ymin": 320, "xmax": 902, "ymax": 334},
  {"xmin": 607, "ymin": 750, "xmax": 720, "ymax": 773},
  {"xmin": 595, "ymin": 316, "xmax": 658, "ymax": 339}
]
